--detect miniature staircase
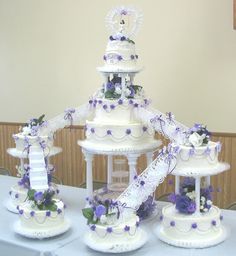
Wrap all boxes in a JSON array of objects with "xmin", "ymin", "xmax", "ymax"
[{"xmin": 28, "ymin": 146, "xmax": 48, "ymax": 191}]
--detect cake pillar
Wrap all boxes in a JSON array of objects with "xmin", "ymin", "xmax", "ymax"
[
  {"xmin": 120, "ymin": 74, "xmax": 126, "ymax": 98},
  {"xmin": 107, "ymin": 155, "xmax": 113, "ymax": 185},
  {"xmin": 205, "ymin": 176, "xmax": 211, "ymax": 187},
  {"xmin": 127, "ymin": 154, "xmax": 139, "ymax": 183},
  {"xmin": 20, "ymin": 158, "xmax": 24, "ymax": 170},
  {"xmin": 175, "ymin": 176, "xmax": 180, "ymax": 194},
  {"xmin": 195, "ymin": 176, "xmax": 201, "ymax": 214},
  {"xmin": 83, "ymin": 150, "xmax": 94, "ymax": 198}
]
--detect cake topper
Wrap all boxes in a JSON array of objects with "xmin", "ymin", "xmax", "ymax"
[{"xmin": 105, "ymin": 6, "xmax": 143, "ymax": 38}]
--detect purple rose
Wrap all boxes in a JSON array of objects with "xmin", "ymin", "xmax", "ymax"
[
  {"xmin": 95, "ymin": 204, "xmax": 106, "ymax": 218},
  {"xmin": 106, "ymin": 82, "xmax": 114, "ymax": 91},
  {"xmin": 34, "ymin": 191, "xmax": 44, "ymax": 202},
  {"xmin": 176, "ymin": 195, "xmax": 194, "ymax": 214},
  {"xmin": 168, "ymin": 193, "xmax": 177, "ymax": 203}
]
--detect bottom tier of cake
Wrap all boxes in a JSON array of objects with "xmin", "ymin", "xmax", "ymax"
[
  {"xmin": 156, "ymin": 204, "xmax": 227, "ymax": 248},
  {"xmin": 84, "ymin": 214, "xmax": 148, "ymax": 253}
]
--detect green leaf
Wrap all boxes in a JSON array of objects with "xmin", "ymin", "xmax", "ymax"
[
  {"xmin": 82, "ymin": 208, "xmax": 94, "ymax": 221},
  {"xmin": 37, "ymin": 114, "xmax": 45, "ymax": 125},
  {"xmin": 46, "ymin": 203, "xmax": 57, "ymax": 212},
  {"xmin": 28, "ymin": 189, "xmax": 36, "ymax": 200}
]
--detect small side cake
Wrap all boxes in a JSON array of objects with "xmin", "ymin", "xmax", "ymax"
[{"xmin": 15, "ymin": 188, "xmax": 69, "ymax": 238}]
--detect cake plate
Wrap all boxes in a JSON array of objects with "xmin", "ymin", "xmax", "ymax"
[
  {"xmin": 84, "ymin": 228, "xmax": 148, "ymax": 253},
  {"xmin": 155, "ymin": 224, "xmax": 228, "ymax": 249},
  {"xmin": 14, "ymin": 218, "xmax": 71, "ymax": 239}
]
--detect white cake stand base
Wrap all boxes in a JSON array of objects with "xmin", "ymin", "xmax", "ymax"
[
  {"xmin": 14, "ymin": 219, "xmax": 71, "ymax": 239},
  {"xmin": 84, "ymin": 228, "xmax": 148, "ymax": 253},
  {"xmin": 4, "ymin": 199, "xmax": 18, "ymax": 213},
  {"xmin": 155, "ymin": 225, "xmax": 228, "ymax": 248}
]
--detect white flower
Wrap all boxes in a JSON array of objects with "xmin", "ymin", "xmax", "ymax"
[
  {"xmin": 22, "ymin": 126, "xmax": 31, "ymax": 135},
  {"xmin": 125, "ymin": 88, "xmax": 131, "ymax": 97},
  {"xmin": 203, "ymin": 208, "xmax": 208, "ymax": 212},
  {"xmin": 186, "ymin": 191, "xmax": 196, "ymax": 200},
  {"xmin": 100, "ymin": 215, "xmax": 107, "ymax": 224},
  {"xmin": 115, "ymin": 87, "xmax": 122, "ymax": 95},
  {"xmin": 206, "ymin": 200, "xmax": 212, "ymax": 205},
  {"xmin": 188, "ymin": 132, "xmax": 205, "ymax": 147},
  {"xmin": 201, "ymin": 196, "xmax": 205, "ymax": 202},
  {"xmin": 200, "ymin": 205, "xmax": 204, "ymax": 209}
]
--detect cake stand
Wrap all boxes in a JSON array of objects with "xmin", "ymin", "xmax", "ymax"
[
  {"xmin": 5, "ymin": 146, "xmax": 62, "ymax": 213},
  {"xmin": 156, "ymin": 162, "xmax": 230, "ymax": 248},
  {"xmin": 78, "ymin": 140, "xmax": 161, "ymax": 199}
]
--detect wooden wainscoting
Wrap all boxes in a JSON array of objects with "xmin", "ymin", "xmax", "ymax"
[{"xmin": 0, "ymin": 122, "xmax": 235, "ymax": 208}]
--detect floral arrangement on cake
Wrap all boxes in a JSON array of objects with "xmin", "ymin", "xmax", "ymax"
[
  {"xmin": 187, "ymin": 123, "xmax": 211, "ymax": 147},
  {"xmin": 27, "ymin": 188, "xmax": 58, "ymax": 211},
  {"xmin": 82, "ymin": 196, "xmax": 120, "ymax": 225},
  {"xmin": 20, "ymin": 114, "xmax": 47, "ymax": 136},
  {"xmin": 136, "ymin": 195, "xmax": 156, "ymax": 220},
  {"xmin": 168, "ymin": 177, "xmax": 213, "ymax": 214}
]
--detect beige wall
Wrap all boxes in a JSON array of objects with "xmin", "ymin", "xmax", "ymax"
[{"xmin": 0, "ymin": 0, "xmax": 235, "ymax": 132}]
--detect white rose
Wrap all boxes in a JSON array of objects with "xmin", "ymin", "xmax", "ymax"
[
  {"xmin": 115, "ymin": 87, "xmax": 122, "ymax": 95},
  {"xmin": 188, "ymin": 132, "xmax": 204, "ymax": 147},
  {"xmin": 125, "ymin": 88, "xmax": 131, "ymax": 97},
  {"xmin": 22, "ymin": 126, "xmax": 31, "ymax": 135},
  {"xmin": 100, "ymin": 215, "xmax": 107, "ymax": 224},
  {"xmin": 206, "ymin": 200, "xmax": 212, "ymax": 205}
]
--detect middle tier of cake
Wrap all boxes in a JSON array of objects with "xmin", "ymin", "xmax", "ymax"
[{"xmin": 85, "ymin": 121, "xmax": 155, "ymax": 147}]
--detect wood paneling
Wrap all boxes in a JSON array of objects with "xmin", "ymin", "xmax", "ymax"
[
  {"xmin": 0, "ymin": 123, "xmax": 235, "ymax": 208},
  {"xmin": 234, "ymin": 0, "xmax": 236, "ymax": 29}
]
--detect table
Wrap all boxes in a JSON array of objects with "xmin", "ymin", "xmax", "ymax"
[{"xmin": 0, "ymin": 175, "xmax": 236, "ymax": 256}]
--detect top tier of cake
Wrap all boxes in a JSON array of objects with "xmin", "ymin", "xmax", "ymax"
[{"xmin": 98, "ymin": 35, "xmax": 141, "ymax": 73}]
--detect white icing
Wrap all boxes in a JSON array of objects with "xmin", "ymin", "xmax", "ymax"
[{"xmin": 9, "ymin": 184, "xmax": 27, "ymax": 207}]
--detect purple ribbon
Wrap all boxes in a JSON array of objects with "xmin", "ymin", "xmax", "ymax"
[{"xmin": 64, "ymin": 108, "xmax": 76, "ymax": 128}]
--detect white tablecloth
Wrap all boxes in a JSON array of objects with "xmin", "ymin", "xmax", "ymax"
[{"xmin": 0, "ymin": 175, "xmax": 236, "ymax": 256}]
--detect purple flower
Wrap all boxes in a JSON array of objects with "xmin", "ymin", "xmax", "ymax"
[
  {"xmin": 140, "ymin": 180, "xmax": 145, "ymax": 186},
  {"xmin": 110, "ymin": 104, "xmax": 115, "ymax": 110},
  {"xmin": 129, "ymin": 99, "xmax": 133, "ymax": 105},
  {"xmin": 187, "ymin": 202, "xmax": 196, "ymax": 213},
  {"xmin": 103, "ymin": 104, "xmax": 108, "ymax": 110},
  {"xmin": 46, "ymin": 211, "xmax": 51, "ymax": 217},
  {"xmin": 124, "ymin": 225, "xmax": 130, "ymax": 232},
  {"xmin": 98, "ymin": 100, "xmax": 103, "ymax": 104},
  {"xmin": 106, "ymin": 130, "xmax": 112, "ymax": 135},
  {"xmin": 170, "ymin": 221, "xmax": 175, "ymax": 227},
  {"xmin": 176, "ymin": 195, "xmax": 195, "ymax": 214},
  {"xmin": 19, "ymin": 209, "xmax": 24, "ymax": 215},
  {"xmin": 212, "ymin": 220, "xmax": 216, "ymax": 226},
  {"xmin": 117, "ymin": 55, "xmax": 123, "ymax": 61},
  {"xmin": 34, "ymin": 191, "xmax": 44, "ymax": 202},
  {"xmin": 130, "ymin": 55, "xmax": 135, "ymax": 60},
  {"xmin": 106, "ymin": 227, "xmax": 113, "ymax": 233},
  {"xmin": 160, "ymin": 215, "xmax": 163, "ymax": 221},
  {"xmin": 95, "ymin": 204, "xmax": 106, "ymax": 218},
  {"xmin": 118, "ymin": 99, "xmax": 123, "ymax": 105},
  {"xmin": 142, "ymin": 126, "xmax": 147, "ymax": 132},
  {"xmin": 57, "ymin": 209, "xmax": 62, "ymax": 214},
  {"xmin": 15, "ymin": 193, "xmax": 19, "ymax": 199},
  {"xmin": 126, "ymin": 129, "xmax": 131, "ymax": 135},
  {"xmin": 30, "ymin": 211, "xmax": 35, "ymax": 217},
  {"xmin": 103, "ymin": 55, "xmax": 107, "ymax": 61},
  {"xmin": 134, "ymin": 103, "xmax": 139, "ymax": 108},
  {"xmin": 109, "ymin": 35, "xmax": 114, "ymax": 41},
  {"xmin": 90, "ymin": 128, "xmax": 95, "ymax": 133},
  {"xmin": 121, "ymin": 36, "xmax": 126, "ymax": 41},
  {"xmin": 120, "ymin": 9, "xmax": 128, "ymax": 15},
  {"xmin": 135, "ymin": 55, "xmax": 138, "ymax": 59},
  {"xmin": 106, "ymin": 82, "xmax": 114, "ymax": 91},
  {"xmin": 191, "ymin": 223, "xmax": 197, "ymax": 229},
  {"xmin": 90, "ymin": 225, "xmax": 96, "ymax": 231}
]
